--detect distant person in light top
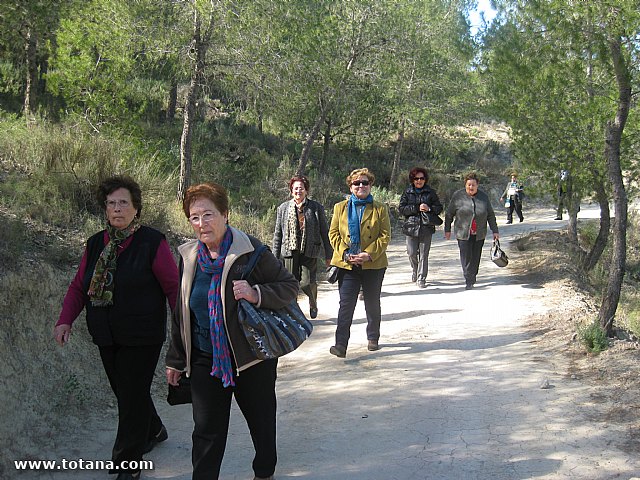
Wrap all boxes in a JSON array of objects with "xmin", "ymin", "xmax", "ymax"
[
  {"xmin": 328, "ymin": 168, "xmax": 391, "ymax": 358},
  {"xmin": 445, "ymin": 172, "xmax": 500, "ymax": 290},
  {"xmin": 556, "ymin": 169, "xmax": 571, "ymax": 220},
  {"xmin": 53, "ymin": 175, "xmax": 179, "ymax": 480},
  {"xmin": 398, "ymin": 166, "xmax": 443, "ymax": 288},
  {"xmin": 166, "ymin": 182, "xmax": 298, "ymax": 480},
  {"xmin": 272, "ymin": 175, "xmax": 333, "ymax": 319},
  {"xmin": 499, "ymin": 173, "xmax": 524, "ymax": 224}
]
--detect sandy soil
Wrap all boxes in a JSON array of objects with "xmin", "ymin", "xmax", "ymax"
[{"xmin": 16, "ymin": 205, "xmax": 640, "ymax": 480}]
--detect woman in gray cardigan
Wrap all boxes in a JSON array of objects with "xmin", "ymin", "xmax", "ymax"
[
  {"xmin": 444, "ymin": 172, "xmax": 499, "ymax": 290},
  {"xmin": 272, "ymin": 175, "xmax": 332, "ymax": 318}
]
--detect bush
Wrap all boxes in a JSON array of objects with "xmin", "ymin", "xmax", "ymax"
[{"xmin": 577, "ymin": 320, "xmax": 609, "ymax": 353}]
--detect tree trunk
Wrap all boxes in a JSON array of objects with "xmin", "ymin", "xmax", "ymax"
[
  {"xmin": 23, "ymin": 27, "xmax": 37, "ymax": 121},
  {"xmin": 320, "ymin": 118, "xmax": 332, "ymax": 174},
  {"xmin": 178, "ymin": 10, "xmax": 210, "ymax": 201},
  {"xmin": 582, "ymin": 171, "xmax": 610, "ymax": 271},
  {"xmin": 166, "ymin": 82, "xmax": 177, "ymax": 123},
  {"xmin": 598, "ymin": 37, "xmax": 630, "ymax": 336},
  {"xmin": 296, "ymin": 111, "xmax": 327, "ymax": 176},
  {"xmin": 390, "ymin": 119, "xmax": 405, "ymax": 187}
]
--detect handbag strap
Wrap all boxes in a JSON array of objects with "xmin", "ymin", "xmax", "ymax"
[{"xmin": 240, "ymin": 244, "xmax": 268, "ymax": 281}]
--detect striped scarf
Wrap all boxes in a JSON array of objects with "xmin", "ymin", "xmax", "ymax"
[{"xmin": 196, "ymin": 227, "xmax": 235, "ymax": 387}]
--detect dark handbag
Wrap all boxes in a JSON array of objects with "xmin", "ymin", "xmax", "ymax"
[
  {"xmin": 420, "ymin": 210, "xmax": 443, "ymax": 226},
  {"xmin": 401, "ymin": 215, "xmax": 421, "ymax": 237},
  {"xmin": 326, "ymin": 265, "xmax": 339, "ymax": 284},
  {"xmin": 167, "ymin": 375, "xmax": 191, "ymax": 405},
  {"xmin": 237, "ymin": 245, "xmax": 313, "ymax": 360},
  {"xmin": 490, "ymin": 239, "xmax": 509, "ymax": 267}
]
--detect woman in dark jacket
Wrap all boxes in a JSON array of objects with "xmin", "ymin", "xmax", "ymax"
[
  {"xmin": 166, "ymin": 182, "xmax": 298, "ymax": 480},
  {"xmin": 272, "ymin": 175, "xmax": 332, "ymax": 318},
  {"xmin": 444, "ymin": 172, "xmax": 500, "ymax": 290},
  {"xmin": 54, "ymin": 175, "xmax": 179, "ymax": 480},
  {"xmin": 398, "ymin": 167, "xmax": 443, "ymax": 288}
]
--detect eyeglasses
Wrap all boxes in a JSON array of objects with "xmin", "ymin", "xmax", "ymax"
[
  {"xmin": 105, "ymin": 200, "xmax": 131, "ymax": 209},
  {"xmin": 351, "ymin": 180, "xmax": 370, "ymax": 187},
  {"xmin": 188, "ymin": 212, "xmax": 217, "ymax": 226},
  {"xmin": 413, "ymin": 177, "xmax": 426, "ymax": 181}
]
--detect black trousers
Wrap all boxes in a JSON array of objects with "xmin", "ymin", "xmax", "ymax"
[
  {"xmin": 507, "ymin": 195, "xmax": 523, "ymax": 222},
  {"xmin": 191, "ymin": 348, "xmax": 278, "ymax": 480},
  {"xmin": 99, "ymin": 343, "xmax": 163, "ymax": 473},
  {"xmin": 283, "ymin": 251, "xmax": 318, "ymax": 309},
  {"xmin": 457, "ymin": 235, "xmax": 485, "ymax": 287},
  {"xmin": 335, "ymin": 266, "xmax": 386, "ymax": 348}
]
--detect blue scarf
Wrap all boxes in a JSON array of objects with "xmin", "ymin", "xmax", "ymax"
[
  {"xmin": 196, "ymin": 227, "xmax": 235, "ymax": 388},
  {"xmin": 347, "ymin": 193, "xmax": 373, "ymax": 254}
]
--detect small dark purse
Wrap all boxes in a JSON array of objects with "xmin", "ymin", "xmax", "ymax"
[
  {"xmin": 237, "ymin": 245, "xmax": 313, "ymax": 360},
  {"xmin": 401, "ymin": 215, "xmax": 421, "ymax": 237},
  {"xmin": 490, "ymin": 239, "xmax": 509, "ymax": 267},
  {"xmin": 167, "ymin": 375, "xmax": 191, "ymax": 406}
]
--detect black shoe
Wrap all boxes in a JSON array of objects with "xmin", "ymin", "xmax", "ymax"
[
  {"xmin": 417, "ymin": 280, "xmax": 427, "ymax": 288},
  {"xmin": 116, "ymin": 472, "xmax": 141, "ymax": 480},
  {"xmin": 465, "ymin": 283, "xmax": 473, "ymax": 290},
  {"xmin": 330, "ymin": 345, "xmax": 347, "ymax": 358},
  {"xmin": 143, "ymin": 424, "xmax": 168, "ymax": 454},
  {"xmin": 367, "ymin": 340, "xmax": 380, "ymax": 351},
  {"xmin": 411, "ymin": 271, "xmax": 417, "ymax": 283},
  {"xmin": 506, "ymin": 220, "xmax": 512, "ymax": 224},
  {"xmin": 554, "ymin": 217, "xmax": 562, "ymax": 220},
  {"xmin": 310, "ymin": 306, "xmax": 318, "ymax": 319},
  {"xmin": 519, "ymin": 218, "xmax": 524, "ymax": 222}
]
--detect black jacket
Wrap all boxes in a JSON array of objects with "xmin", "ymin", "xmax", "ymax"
[{"xmin": 399, "ymin": 185, "xmax": 443, "ymax": 233}]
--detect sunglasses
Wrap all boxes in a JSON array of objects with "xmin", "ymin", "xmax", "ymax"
[
  {"xmin": 413, "ymin": 177, "xmax": 426, "ymax": 181},
  {"xmin": 351, "ymin": 180, "xmax": 370, "ymax": 187}
]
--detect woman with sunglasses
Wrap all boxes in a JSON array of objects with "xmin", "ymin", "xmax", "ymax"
[
  {"xmin": 328, "ymin": 168, "xmax": 391, "ymax": 358},
  {"xmin": 398, "ymin": 167, "xmax": 443, "ymax": 288},
  {"xmin": 53, "ymin": 175, "xmax": 179, "ymax": 480},
  {"xmin": 166, "ymin": 182, "xmax": 298, "ymax": 480}
]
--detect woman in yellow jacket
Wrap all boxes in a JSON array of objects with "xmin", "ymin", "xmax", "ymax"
[{"xmin": 328, "ymin": 168, "xmax": 391, "ymax": 358}]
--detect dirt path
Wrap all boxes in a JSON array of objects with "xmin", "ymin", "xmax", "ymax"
[{"xmin": 30, "ymin": 205, "xmax": 640, "ymax": 480}]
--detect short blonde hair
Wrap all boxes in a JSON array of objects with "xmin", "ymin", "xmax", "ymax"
[{"xmin": 346, "ymin": 168, "xmax": 375, "ymax": 187}]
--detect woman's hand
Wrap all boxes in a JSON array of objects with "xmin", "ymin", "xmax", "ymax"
[
  {"xmin": 232, "ymin": 280, "xmax": 259, "ymax": 304},
  {"xmin": 493, "ymin": 232, "xmax": 500, "ymax": 240},
  {"xmin": 419, "ymin": 203, "xmax": 430, "ymax": 212},
  {"xmin": 53, "ymin": 324, "xmax": 71, "ymax": 346},
  {"xmin": 166, "ymin": 368, "xmax": 182, "ymax": 387},
  {"xmin": 347, "ymin": 252, "xmax": 371, "ymax": 265},
  {"xmin": 444, "ymin": 232, "xmax": 451, "ymax": 240}
]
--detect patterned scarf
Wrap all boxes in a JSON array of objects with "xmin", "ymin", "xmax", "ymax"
[
  {"xmin": 196, "ymin": 227, "xmax": 235, "ymax": 388},
  {"xmin": 347, "ymin": 193, "xmax": 373, "ymax": 254},
  {"xmin": 87, "ymin": 218, "xmax": 141, "ymax": 306},
  {"xmin": 286, "ymin": 200, "xmax": 307, "ymax": 253}
]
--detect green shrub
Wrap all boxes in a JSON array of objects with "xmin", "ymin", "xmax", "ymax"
[{"xmin": 577, "ymin": 320, "xmax": 609, "ymax": 353}]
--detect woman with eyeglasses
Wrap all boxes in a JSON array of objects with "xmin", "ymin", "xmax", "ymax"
[
  {"xmin": 444, "ymin": 172, "xmax": 500, "ymax": 290},
  {"xmin": 272, "ymin": 175, "xmax": 333, "ymax": 319},
  {"xmin": 166, "ymin": 182, "xmax": 298, "ymax": 480},
  {"xmin": 53, "ymin": 175, "xmax": 179, "ymax": 480},
  {"xmin": 398, "ymin": 167, "xmax": 443, "ymax": 288},
  {"xmin": 328, "ymin": 168, "xmax": 391, "ymax": 358}
]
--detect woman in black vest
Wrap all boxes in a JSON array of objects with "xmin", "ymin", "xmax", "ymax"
[
  {"xmin": 54, "ymin": 176, "xmax": 179, "ymax": 480},
  {"xmin": 399, "ymin": 167, "xmax": 443, "ymax": 288}
]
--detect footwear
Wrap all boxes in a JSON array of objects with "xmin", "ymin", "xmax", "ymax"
[
  {"xmin": 330, "ymin": 345, "xmax": 347, "ymax": 358},
  {"xmin": 411, "ymin": 271, "xmax": 417, "ymax": 283},
  {"xmin": 143, "ymin": 424, "xmax": 168, "ymax": 454},
  {"xmin": 116, "ymin": 472, "xmax": 141, "ymax": 480},
  {"xmin": 554, "ymin": 217, "xmax": 562, "ymax": 220},
  {"xmin": 506, "ymin": 220, "xmax": 512, "ymax": 224},
  {"xmin": 309, "ymin": 306, "xmax": 318, "ymax": 319},
  {"xmin": 367, "ymin": 340, "xmax": 380, "ymax": 351},
  {"xmin": 519, "ymin": 217, "xmax": 524, "ymax": 222},
  {"xmin": 253, "ymin": 476, "xmax": 274, "ymax": 480},
  {"xmin": 465, "ymin": 283, "xmax": 473, "ymax": 290},
  {"xmin": 417, "ymin": 280, "xmax": 426, "ymax": 289}
]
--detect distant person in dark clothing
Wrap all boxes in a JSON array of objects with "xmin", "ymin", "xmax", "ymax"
[
  {"xmin": 54, "ymin": 175, "xmax": 179, "ymax": 480},
  {"xmin": 398, "ymin": 167, "xmax": 443, "ymax": 288},
  {"xmin": 499, "ymin": 173, "xmax": 524, "ymax": 224}
]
